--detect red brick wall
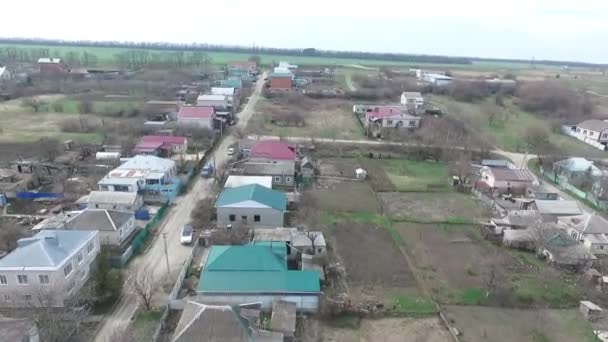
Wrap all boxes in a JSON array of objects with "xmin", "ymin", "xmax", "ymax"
[
  {"xmin": 39, "ymin": 63, "xmax": 67, "ymax": 75},
  {"xmin": 270, "ymin": 77, "xmax": 292, "ymax": 90}
]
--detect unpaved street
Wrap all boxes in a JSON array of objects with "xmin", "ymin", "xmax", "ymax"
[{"xmin": 94, "ymin": 75, "xmax": 265, "ymax": 342}]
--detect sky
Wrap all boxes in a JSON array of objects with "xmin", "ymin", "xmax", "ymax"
[{"xmin": 1, "ymin": 0, "xmax": 607, "ymax": 63}]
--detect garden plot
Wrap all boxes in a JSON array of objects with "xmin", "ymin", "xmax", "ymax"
[
  {"xmin": 379, "ymin": 192, "xmax": 481, "ymax": 223},
  {"xmin": 321, "ymin": 317, "xmax": 451, "ymax": 342},
  {"xmin": 312, "ymin": 180, "xmax": 380, "ymax": 214}
]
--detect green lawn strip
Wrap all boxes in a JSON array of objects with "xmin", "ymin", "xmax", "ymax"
[
  {"xmin": 381, "ymin": 159, "xmax": 449, "ymax": 192},
  {"xmin": 511, "ymin": 275, "xmax": 579, "ymax": 308},
  {"xmin": 392, "ymin": 295, "xmax": 437, "ymax": 316},
  {"xmin": 134, "ymin": 309, "xmax": 162, "ymax": 328},
  {"xmin": 460, "ymin": 288, "xmax": 489, "ymax": 305}
]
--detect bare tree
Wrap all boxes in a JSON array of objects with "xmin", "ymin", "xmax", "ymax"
[
  {"xmin": 131, "ymin": 266, "xmax": 161, "ymax": 311},
  {"xmin": 448, "ymin": 152, "xmax": 473, "ymax": 184},
  {"xmin": 304, "ymin": 229, "xmax": 322, "ymax": 255},
  {"xmin": 191, "ymin": 198, "xmax": 215, "ymax": 230},
  {"xmin": 78, "ymin": 100, "xmax": 93, "ymax": 114},
  {"xmin": 39, "ymin": 138, "xmax": 62, "ymax": 162},
  {"xmin": 22, "ymin": 98, "xmax": 48, "ymax": 112}
]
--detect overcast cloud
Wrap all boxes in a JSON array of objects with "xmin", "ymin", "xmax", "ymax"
[{"xmin": 1, "ymin": 0, "xmax": 607, "ymax": 63}]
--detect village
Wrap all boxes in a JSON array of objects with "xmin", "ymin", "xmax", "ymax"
[{"xmin": 2, "ymin": 48, "xmax": 608, "ymax": 342}]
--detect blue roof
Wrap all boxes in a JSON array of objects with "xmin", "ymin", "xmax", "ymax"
[
  {"xmin": 215, "ymin": 184, "xmax": 287, "ymax": 211},
  {"xmin": 0, "ymin": 230, "xmax": 96, "ymax": 268}
]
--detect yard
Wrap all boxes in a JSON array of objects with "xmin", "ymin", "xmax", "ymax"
[
  {"xmin": 319, "ymin": 317, "xmax": 451, "ymax": 342},
  {"xmin": 379, "ymin": 192, "xmax": 481, "ymax": 224},
  {"xmin": 248, "ymin": 96, "xmax": 364, "ymax": 140},
  {"xmin": 443, "ymin": 306, "xmax": 598, "ymax": 342},
  {"xmin": 429, "ymin": 94, "xmax": 605, "ymax": 157}
]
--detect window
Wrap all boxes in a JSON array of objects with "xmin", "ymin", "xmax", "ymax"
[
  {"xmin": 23, "ymin": 295, "xmax": 32, "ymax": 301},
  {"xmin": 112, "ymin": 205, "xmax": 117, "ymax": 209},
  {"xmin": 409, "ymin": 120, "xmax": 416, "ymax": 126},
  {"xmin": 229, "ymin": 214, "xmax": 236, "ymax": 222},
  {"xmin": 80, "ymin": 270, "xmax": 87, "ymax": 280},
  {"xmin": 241, "ymin": 216, "xmax": 248, "ymax": 224},
  {"xmin": 274, "ymin": 176, "xmax": 281, "ymax": 183},
  {"xmin": 77, "ymin": 252, "xmax": 83, "ymax": 264},
  {"xmin": 119, "ymin": 229, "xmax": 123, "ymax": 237},
  {"xmin": 17, "ymin": 275, "xmax": 28, "ymax": 285},
  {"xmin": 0, "ymin": 275, "xmax": 6, "ymax": 285},
  {"xmin": 64, "ymin": 263, "xmax": 73, "ymax": 277},
  {"xmin": 386, "ymin": 120, "xmax": 393, "ymax": 125},
  {"xmin": 285, "ymin": 176, "xmax": 292, "ymax": 183},
  {"xmin": 39, "ymin": 275, "xmax": 50, "ymax": 284},
  {"xmin": 87, "ymin": 242, "xmax": 94, "ymax": 254},
  {"xmin": 603, "ymin": 133, "xmax": 608, "ymax": 139},
  {"xmin": 318, "ymin": 248, "xmax": 323, "ymax": 253},
  {"xmin": 254, "ymin": 215, "xmax": 261, "ymax": 222},
  {"xmin": 66, "ymin": 281, "xmax": 75, "ymax": 293},
  {"xmin": 95, "ymin": 204, "xmax": 99, "ymax": 209},
  {"xmin": 599, "ymin": 245, "xmax": 605, "ymax": 250},
  {"xmin": 2, "ymin": 294, "xmax": 10, "ymax": 301},
  {"xmin": 584, "ymin": 130, "xmax": 588, "ymax": 135}
]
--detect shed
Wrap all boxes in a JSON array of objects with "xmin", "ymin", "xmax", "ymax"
[
  {"xmin": 355, "ymin": 168, "xmax": 367, "ymax": 180},
  {"xmin": 532, "ymin": 200, "xmax": 583, "ymax": 221},
  {"xmin": 580, "ymin": 301, "xmax": 604, "ymax": 322},
  {"xmin": 271, "ymin": 301, "xmax": 296, "ymax": 340}
]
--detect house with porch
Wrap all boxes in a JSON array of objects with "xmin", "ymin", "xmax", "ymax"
[
  {"xmin": 479, "ymin": 166, "xmax": 536, "ymax": 194},
  {"xmin": 364, "ymin": 106, "xmax": 421, "ymax": 138},
  {"xmin": 98, "ymin": 155, "xmax": 180, "ymax": 203},
  {"xmin": 237, "ymin": 140, "xmax": 298, "ymax": 188},
  {"xmin": 196, "ymin": 242, "xmax": 321, "ymax": 312},
  {"xmin": 400, "ymin": 92, "xmax": 424, "ymax": 114},
  {"xmin": 215, "ymin": 184, "xmax": 287, "ymax": 229},
  {"xmin": 571, "ymin": 120, "xmax": 608, "ymax": 149},
  {"xmin": 63, "ymin": 209, "xmax": 136, "ymax": 247}
]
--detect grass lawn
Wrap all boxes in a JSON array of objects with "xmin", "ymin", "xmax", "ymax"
[
  {"xmin": 380, "ymin": 159, "xmax": 449, "ymax": 192},
  {"xmin": 429, "ymin": 94, "xmax": 604, "ymax": 156},
  {"xmin": 379, "ymin": 192, "xmax": 481, "ymax": 224},
  {"xmin": 392, "ymin": 295, "xmax": 437, "ymax": 316},
  {"xmin": 39, "ymin": 98, "xmax": 145, "ymax": 115}
]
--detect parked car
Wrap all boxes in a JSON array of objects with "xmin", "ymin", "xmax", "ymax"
[
  {"xmin": 201, "ymin": 162, "xmax": 214, "ymax": 177},
  {"xmin": 227, "ymin": 147, "xmax": 235, "ymax": 156},
  {"xmin": 180, "ymin": 224, "xmax": 194, "ymax": 245}
]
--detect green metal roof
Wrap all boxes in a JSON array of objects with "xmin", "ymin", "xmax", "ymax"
[
  {"xmin": 215, "ymin": 184, "xmax": 287, "ymax": 211},
  {"xmin": 197, "ymin": 244, "xmax": 320, "ymax": 294},
  {"xmin": 220, "ymin": 79, "xmax": 243, "ymax": 88}
]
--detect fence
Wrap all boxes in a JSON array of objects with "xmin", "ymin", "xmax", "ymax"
[
  {"xmin": 131, "ymin": 202, "xmax": 170, "ymax": 255},
  {"xmin": 16, "ymin": 191, "xmax": 62, "ymax": 200},
  {"xmin": 108, "ymin": 245, "xmax": 134, "ymax": 268},
  {"xmin": 538, "ymin": 167, "xmax": 607, "ymax": 211}
]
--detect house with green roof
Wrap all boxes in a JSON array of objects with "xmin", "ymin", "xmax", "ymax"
[
  {"xmin": 215, "ymin": 184, "xmax": 287, "ymax": 229},
  {"xmin": 197, "ymin": 243, "xmax": 321, "ymax": 313}
]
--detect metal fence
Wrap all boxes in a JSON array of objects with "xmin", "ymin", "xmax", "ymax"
[{"xmin": 131, "ymin": 203, "xmax": 170, "ymax": 255}]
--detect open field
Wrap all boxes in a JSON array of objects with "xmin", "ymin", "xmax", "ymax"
[
  {"xmin": 250, "ymin": 97, "xmax": 364, "ymax": 140},
  {"xmin": 320, "ymin": 317, "xmax": 451, "ymax": 342},
  {"xmin": 313, "ymin": 180, "xmax": 380, "ymax": 213},
  {"xmin": 443, "ymin": 306, "xmax": 598, "ymax": 342},
  {"xmin": 379, "ymin": 192, "xmax": 481, "ymax": 224},
  {"xmin": 377, "ymin": 159, "xmax": 449, "ymax": 192},
  {"xmin": 429, "ymin": 95, "xmax": 605, "ymax": 156}
]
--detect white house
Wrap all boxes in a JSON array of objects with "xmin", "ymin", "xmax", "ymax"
[
  {"xmin": 0, "ymin": 230, "xmax": 99, "ymax": 308},
  {"xmin": 210, "ymin": 87, "xmax": 239, "ymax": 109},
  {"xmin": 86, "ymin": 191, "xmax": 143, "ymax": 212},
  {"xmin": 400, "ymin": 92, "xmax": 424, "ymax": 113},
  {"xmin": 64, "ymin": 209, "xmax": 136, "ymax": 246},
  {"xmin": 479, "ymin": 167, "xmax": 536, "ymax": 193},
  {"xmin": 560, "ymin": 214, "xmax": 608, "ymax": 256},
  {"xmin": 196, "ymin": 94, "xmax": 230, "ymax": 109},
  {"xmin": 423, "ymin": 73, "xmax": 453, "ymax": 86},
  {"xmin": 572, "ymin": 120, "xmax": 608, "ymax": 149}
]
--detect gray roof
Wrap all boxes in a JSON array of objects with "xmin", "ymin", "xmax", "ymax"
[
  {"xmin": 544, "ymin": 231, "xmax": 597, "ymax": 264},
  {"xmin": 172, "ymin": 301, "xmax": 282, "ymax": 342},
  {"xmin": 88, "ymin": 191, "xmax": 139, "ymax": 205},
  {"xmin": 577, "ymin": 120, "xmax": 608, "ymax": 132},
  {"xmin": 0, "ymin": 315, "xmax": 38, "ymax": 342},
  {"xmin": 242, "ymin": 162, "xmax": 295, "ymax": 176},
  {"xmin": 493, "ymin": 210, "xmax": 543, "ymax": 228},
  {"xmin": 481, "ymin": 159, "xmax": 512, "ymax": 168},
  {"xmin": 555, "ymin": 158, "xmax": 602, "ymax": 174},
  {"xmin": 561, "ymin": 214, "xmax": 608, "ymax": 235},
  {"xmin": 401, "ymin": 92, "xmax": 423, "ymax": 98},
  {"xmin": 118, "ymin": 155, "xmax": 175, "ymax": 172},
  {"xmin": 0, "ymin": 230, "xmax": 96, "ymax": 268},
  {"xmin": 534, "ymin": 200, "xmax": 582, "ymax": 216},
  {"xmin": 271, "ymin": 301, "xmax": 296, "ymax": 336},
  {"xmin": 65, "ymin": 209, "xmax": 132, "ymax": 231}
]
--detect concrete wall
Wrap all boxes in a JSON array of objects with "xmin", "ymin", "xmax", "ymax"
[
  {"xmin": 198, "ymin": 294, "xmax": 319, "ymax": 313},
  {"xmin": 217, "ymin": 207, "xmax": 284, "ymax": 229},
  {"xmin": 97, "ymin": 216, "xmax": 136, "ymax": 246},
  {"xmin": 89, "ymin": 196, "xmax": 144, "ymax": 212},
  {"xmin": 177, "ymin": 117, "xmax": 214, "ymax": 130}
]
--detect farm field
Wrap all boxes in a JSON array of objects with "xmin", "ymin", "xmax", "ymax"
[
  {"xmin": 250, "ymin": 96, "xmax": 364, "ymax": 140},
  {"xmin": 0, "ymin": 42, "xmax": 556, "ymax": 70},
  {"xmin": 429, "ymin": 94, "xmax": 605, "ymax": 157},
  {"xmin": 443, "ymin": 306, "xmax": 598, "ymax": 342},
  {"xmin": 379, "ymin": 192, "xmax": 481, "ymax": 224}
]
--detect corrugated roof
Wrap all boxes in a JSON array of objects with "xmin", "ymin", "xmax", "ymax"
[
  {"xmin": 178, "ymin": 106, "xmax": 215, "ymax": 119},
  {"xmin": 197, "ymin": 94, "xmax": 227, "ymax": 101},
  {"xmin": 88, "ymin": 191, "xmax": 139, "ymax": 205},
  {"xmin": 577, "ymin": 119, "xmax": 608, "ymax": 132},
  {"xmin": 487, "ymin": 168, "xmax": 535, "ymax": 182},
  {"xmin": 65, "ymin": 209, "xmax": 132, "ymax": 231},
  {"xmin": 401, "ymin": 92, "xmax": 423, "ymax": 98},
  {"xmin": 211, "ymin": 87, "xmax": 235, "ymax": 96},
  {"xmin": 118, "ymin": 155, "xmax": 175, "ymax": 172},
  {"xmin": 198, "ymin": 244, "xmax": 320, "ymax": 293},
  {"xmin": 535, "ymin": 200, "xmax": 582, "ymax": 215},
  {"xmin": 224, "ymin": 175, "xmax": 273, "ymax": 189},
  {"xmin": 0, "ymin": 230, "xmax": 96, "ymax": 268},
  {"xmin": 215, "ymin": 184, "xmax": 287, "ymax": 211},
  {"xmin": 250, "ymin": 141, "xmax": 296, "ymax": 160}
]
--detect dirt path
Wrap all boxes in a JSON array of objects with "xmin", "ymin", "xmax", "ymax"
[
  {"xmin": 93, "ymin": 74, "xmax": 266, "ymax": 342},
  {"xmin": 345, "ymin": 75, "xmax": 357, "ymax": 91},
  {"xmin": 342, "ymin": 64, "xmax": 379, "ymax": 71}
]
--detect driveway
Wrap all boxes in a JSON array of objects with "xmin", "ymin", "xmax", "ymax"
[{"xmin": 94, "ymin": 74, "xmax": 265, "ymax": 342}]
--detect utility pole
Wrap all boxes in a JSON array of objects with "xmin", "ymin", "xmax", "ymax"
[{"xmin": 162, "ymin": 233, "xmax": 171, "ymax": 276}]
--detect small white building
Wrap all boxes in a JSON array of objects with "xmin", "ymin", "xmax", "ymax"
[
  {"xmin": 423, "ymin": 73, "xmax": 453, "ymax": 86},
  {"xmin": 400, "ymin": 92, "xmax": 424, "ymax": 113},
  {"xmin": 571, "ymin": 120, "xmax": 608, "ymax": 149}
]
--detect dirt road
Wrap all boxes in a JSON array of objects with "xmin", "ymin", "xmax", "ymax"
[
  {"xmin": 94, "ymin": 75, "xmax": 265, "ymax": 342},
  {"xmin": 345, "ymin": 75, "xmax": 357, "ymax": 91}
]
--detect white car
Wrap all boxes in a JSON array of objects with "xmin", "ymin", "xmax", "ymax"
[
  {"xmin": 227, "ymin": 147, "xmax": 235, "ymax": 156},
  {"xmin": 180, "ymin": 224, "xmax": 194, "ymax": 245}
]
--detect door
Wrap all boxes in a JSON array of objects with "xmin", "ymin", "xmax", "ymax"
[{"xmin": 241, "ymin": 216, "xmax": 248, "ymax": 225}]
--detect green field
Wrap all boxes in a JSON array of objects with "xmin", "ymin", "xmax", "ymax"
[
  {"xmin": 380, "ymin": 159, "xmax": 449, "ymax": 192},
  {"xmin": 0, "ymin": 43, "xmax": 547, "ymax": 70}
]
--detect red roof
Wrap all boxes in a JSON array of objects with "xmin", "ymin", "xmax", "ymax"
[
  {"xmin": 178, "ymin": 106, "xmax": 215, "ymax": 119},
  {"xmin": 133, "ymin": 135, "xmax": 186, "ymax": 153},
  {"xmin": 229, "ymin": 61, "xmax": 257, "ymax": 69},
  {"xmin": 365, "ymin": 106, "xmax": 404, "ymax": 118},
  {"xmin": 250, "ymin": 141, "xmax": 296, "ymax": 160},
  {"xmin": 140, "ymin": 135, "xmax": 186, "ymax": 145}
]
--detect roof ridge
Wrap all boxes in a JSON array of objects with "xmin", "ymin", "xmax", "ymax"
[
  {"xmin": 38, "ymin": 239, "xmax": 56, "ymax": 266},
  {"xmin": 104, "ymin": 210, "xmax": 117, "ymax": 231}
]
